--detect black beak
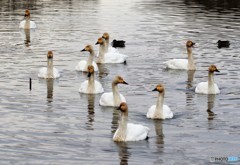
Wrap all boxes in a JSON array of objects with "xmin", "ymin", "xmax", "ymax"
[
  {"xmin": 88, "ymin": 72, "xmax": 92, "ymax": 77},
  {"xmin": 123, "ymin": 81, "xmax": 128, "ymax": 85},
  {"xmin": 152, "ymin": 88, "xmax": 157, "ymax": 91},
  {"xmin": 95, "ymin": 41, "xmax": 99, "ymax": 45},
  {"xmin": 81, "ymin": 48, "xmax": 86, "ymax": 52},
  {"xmin": 116, "ymin": 105, "xmax": 121, "ymax": 111},
  {"xmin": 215, "ymin": 69, "xmax": 220, "ymax": 72}
]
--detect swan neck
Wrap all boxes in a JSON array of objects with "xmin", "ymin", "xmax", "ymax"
[
  {"xmin": 24, "ymin": 18, "xmax": 30, "ymax": 29},
  {"xmin": 112, "ymin": 83, "xmax": 121, "ymax": 107},
  {"xmin": 155, "ymin": 92, "xmax": 164, "ymax": 117},
  {"xmin": 47, "ymin": 58, "xmax": 54, "ymax": 78},
  {"xmin": 87, "ymin": 74, "xmax": 95, "ymax": 93},
  {"xmin": 96, "ymin": 44, "xmax": 107, "ymax": 63},
  {"xmin": 208, "ymin": 72, "xmax": 215, "ymax": 93},
  {"xmin": 86, "ymin": 51, "xmax": 95, "ymax": 68},
  {"xmin": 105, "ymin": 39, "xmax": 109, "ymax": 50},
  {"xmin": 187, "ymin": 47, "xmax": 195, "ymax": 70},
  {"xmin": 117, "ymin": 112, "xmax": 128, "ymax": 139}
]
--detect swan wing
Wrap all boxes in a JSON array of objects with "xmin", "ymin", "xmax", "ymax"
[
  {"xmin": 104, "ymin": 52, "xmax": 128, "ymax": 63},
  {"xmin": 126, "ymin": 123, "xmax": 150, "ymax": 141},
  {"xmin": 195, "ymin": 82, "xmax": 208, "ymax": 94},
  {"xmin": 164, "ymin": 59, "xmax": 188, "ymax": 70},
  {"xmin": 38, "ymin": 67, "xmax": 47, "ymax": 78},
  {"xmin": 53, "ymin": 68, "xmax": 60, "ymax": 78},
  {"xmin": 99, "ymin": 92, "xmax": 114, "ymax": 106},
  {"xmin": 146, "ymin": 105, "xmax": 156, "ymax": 118},
  {"xmin": 163, "ymin": 105, "xmax": 173, "ymax": 119},
  {"xmin": 30, "ymin": 21, "xmax": 37, "ymax": 29},
  {"xmin": 79, "ymin": 80, "xmax": 89, "ymax": 93},
  {"xmin": 75, "ymin": 60, "xmax": 87, "ymax": 71},
  {"xmin": 94, "ymin": 81, "xmax": 104, "ymax": 93}
]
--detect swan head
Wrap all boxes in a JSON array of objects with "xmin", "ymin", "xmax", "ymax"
[
  {"xmin": 95, "ymin": 37, "xmax": 105, "ymax": 45},
  {"xmin": 81, "ymin": 45, "xmax": 93, "ymax": 52},
  {"xmin": 113, "ymin": 76, "xmax": 128, "ymax": 85},
  {"xmin": 102, "ymin": 32, "xmax": 109, "ymax": 40},
  {"xmin": 152, "ymin": 84, "xmax": 165, "ymax": 93},
  {"xmin": 186, "ymin": 40, "xmax": 195, "ymax": 48},
  {"xmin": 87, "ymin": 65, "xmax": 94, "ymax": 77},
  {"xmin": 209, "ymin": 65, "xmax": 220, "ymax": 73},
  {"xmin": 47, "ymin": 51, "xmax": 53, "ymax": 59},
  {"xmin": 117, "ymin": 102, "xmax": 128, "ymax": 113},
  {"xmin": 24, "ymin": 9, "xmax": 31, "ymax": 18}
]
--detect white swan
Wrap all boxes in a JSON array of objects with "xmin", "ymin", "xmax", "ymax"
[
  {"xmin": 113, "ymin": 102, "xmax": 150, "ymax": 142},
  {"xmin": 38, "ymin": 51, "xmax": 60, "ymax": 79},
  {"xmin": 95, "ymin": 37, "xmax": 128, "ymax": 64},
  {"xmin": 164, "ymin": 40, "xmax": 196, "ymax": 70},
  {"xmin": 102, "ymin": 32, "xmax": 119, "ymax": 53},
  {"xmin": 99, "ymin": 76, "xmax": 128, "ymax": 107},
  {"xmin": 75, "ymin": 45, "xmax": 98, "ymax": 72},
  {"xmin": 195, "ymin": 65, "xmax": 220, "ymax": 94},
  {"xmin": 147, "ymin": 84, "xmax": 173, "ymax": 119},
  {"xmin": 79, "ymin": 65, "xmax": 104, "ymax": 94},
  {"xmin": 19, "ymin": 9, "xmax": 37, "ymax": 29}
]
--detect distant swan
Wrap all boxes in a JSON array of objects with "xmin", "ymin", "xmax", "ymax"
[
  {"xmin": 38, "ymin": 51, "xmax": 60, "ymax": 79},
  {"xmin": 19, "ymin": 9, "xmax": 37, "ymax": 29},
  {"xmin": 164, "ymin": 40, "xmax": 196, "ymax": 70},
  {"xmin": 195, "ymin": 65, "xmax": 220, "ymax": 94},
  {"xmin": 75, "ymin": 45, "xmax": 98, "ymax": 72},
  {"xmin": 99, "ymin": 76, "xmax": 128, "ymax": 107},
  {"xmin": 113, "ymin": 102, "xmax": 150, "ymax": 142},
  {"xmin": 147, "ymin": 84, "xmax": 173, "ymax": 119},
  {"xmin": 96, "ymin": 37, "xmax": 128, "ymax": 64},
  {"xmin": 79, "ymin": 65, "xmax": 104, "ymax": 94}
]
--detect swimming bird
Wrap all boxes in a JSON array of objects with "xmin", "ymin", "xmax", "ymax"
[
  {"xmin": 19, "ymin": 9, "xmax": 37, "ymax": 29},
  {"xmin": 217, "ymin": 40, "xmax": 230, "ymax": 48},
  {"xmin": 147, "ymin": 84, "xmax": 173, "ymax": 119},
  {"xmin": 95, "ymin": 38, "xmax": 128, "ymax": 63},
  {"xmin": 195, "ymin": 65, "xmax": 220, "ymax": 94},
  {"xmin": 164, "ymin": 40, "xmax": 196, "ymax": 70},
  {"xmin": 79, "ymin": 65, "xmax": 104, "ymax": 94},
  {"xmin": 113, "ymin": 102, "xmax": 150, "ymax": 142},
  {"xmin": 75, "ymin": 45, "xmax": 98, "ymax": 72},
  {"xmin": 102, "ymin": 32, "xmax": 119, "ymax": 53},
  {"xmin": 111, "ymin": 39, "xmax": 126, "ymax": 48},
  {"xmin": 38, "ymin": 51, "xmax": 60, "ymax": 79},
  {"xmin": 99, "ymin": 76, "xmax": 128, "ymax": 107}
]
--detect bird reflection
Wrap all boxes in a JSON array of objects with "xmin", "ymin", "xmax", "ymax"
[
  {"xmin": 24, "ymin": 29, "xmax": 31, "ymax": 46},
  {"xmin": 97, "ymin": 63, "xmax": 109, "ymax": 78},
  {"xmin": 111, "ymin": 108, "xmax": 119, "ymax": 134},
  {"xmin": 85, "ymin": 94, "xmax": 95, "ymax": 130},
  {"xmin": 154, "ymin": 120, "xmax": 164, "ymax": 145},
  {"xmin": 207, "ymin": 94, "xmax": 216, "ymax": 120},
  {"xmin": 46, "ymin": 78, "xmax": 54, "ymax": 103},
  {"xmin": 115, "ymin": 142, "xmax": 130, "ymax": 165},
  {"xmin": 186, "ymin": 70, "xmax": 195, "ymax": 106}
]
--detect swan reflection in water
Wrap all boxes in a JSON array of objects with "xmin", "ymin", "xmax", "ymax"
[
  {"xmin": 20, "ymin": 29, "xmax": 36, "ymax": 47},
  {"xmin": 85, "ymin": 94, "xmax": 95, "ymax": 130},
  {"xmin": 186, "ymin": 70, "xmax": 196, "ymax": 107},
  {"xmin": 207, "ymin": 94, "xmax": 216, "ymax": 120},
  {"xmin": 46, "ymin": 78, "xmax": 54, "ymax": 103}
]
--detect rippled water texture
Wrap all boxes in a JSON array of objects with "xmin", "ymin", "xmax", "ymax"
[{"xmin": 0, "ymin": 0, "xmax": 240, "ymax": 164}]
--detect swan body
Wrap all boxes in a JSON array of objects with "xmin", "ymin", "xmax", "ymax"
[
  {"xmin": 113, "ymin": 103, "xmax": 150, "ymax": 142},
  {"xmin": 19, "ymin": 10, "xmax": 36, "ymax": 29},
  {"xmin": 147, "ymin": 84, "xmax": 173, "ymax": 119},
  {"xmin": 99, "ymin": 76, "xmax": 128, "ymax": 107},
  {"xmin": 79, "ymin": 65, "xmax": 104, "ymax": 94},
  {"xmin": 164, "ymin": 40, "xmax": 196, "ymax": 70},
  {"xmin": 195, "ymin": 65, "xmax": 220, "ymax": 94},
  {"xmin": 75, "ymin": 45, "xmax": 98, "ymax": 72},
  {"xmin": 38, "ymin": 51, "xmax": 60, "ymax": 79},
  {"xmin": 96, "ymin": 35, "xmax": 128, "ymax": 64}
]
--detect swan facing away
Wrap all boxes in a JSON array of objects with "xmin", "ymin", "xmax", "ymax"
[
  {"xmin": 113, "ymin": 102, "xmax": 150, "ymax": 142},
  {"xmin": 195, "ymin": 65, "xmax": 220, "ymax": 94},
  {"xmin": 147, "ymin": 84, "xmax": 173, "ymax": 119},
  {"xmin": 79, "ymin": 65, "xmax": 104, "ymax": 94},
  {"xmin": 75, "ymin": 45, "xmax": 98, "ymax": 72},
  {"xmin": 19, "ymin": 9, "xmax": 37, "ymax": 29},
  {"xmin": 96, "ymin": 37, "xmax": 128, "ymax": 64},
  {"xmin": 38, "ymin": 51, "xmax": 60, "ymax": 79},
  {"xmin": 164, "ymin": 40, "xmax": 196, "ymax": 70},
  {"xmin": 99, "ymin": 76, "xmax": 128, "ymax": 107}
]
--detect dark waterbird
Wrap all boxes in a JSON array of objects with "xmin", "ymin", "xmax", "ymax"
[
  {"xmin": 217, "ymin": 40, "xmax": 230, "ymax": 48},
  {"xmin": 111, "ymin": 39, "xmax": 126, "ymax": 48}
]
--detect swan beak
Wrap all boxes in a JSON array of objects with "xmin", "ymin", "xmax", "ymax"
[
  {"xmin": 215, "ymin": 69, "xmax": 220, "ymax": 72},
  {"xmin": 152, "ymin": 88, "xmax": 158, "ymax": 91},
  {"xmin": 81, "ymin": 48, "xmax": 86, "ymax": 52},
  {"xmin": 116, "ymin": 105, "xmax": 121, "ymax": 110},
  {"xmin": 122, "ymin": 81, "xmax": 128, "ymax": 85},
  {"xmin": 87, "ymin": 72, "xmax": 92, "ymax": 77},
  {"xmin": 95, "ymin": 41, "xmax": 99, "ymax": 45}
]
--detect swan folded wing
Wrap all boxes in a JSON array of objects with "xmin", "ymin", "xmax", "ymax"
[
  {"xmin": 126, "ymin": 123, "xmax": 150, "ymax": 141},
  {"xmin": 104, "ymin": 52, "xmax": 128, "ymax": 63},
  {"xmin": 99, "ymin": 92, "xmax": 126, "ymax": 106},
  {"xmin": 164, "ymin": 59, "xmax": 188, "ymax": 70},
  {"xmin": 146, "ymin": 105, "xmax": 156, "ymax": 118},
  {"xmin": 147, "ymin": 105, "xmax": 173, "ymax": 119},
  {"xmin": 79, "ymin": 80, "xmax": 89, "ymax": 93},
  {"xmin": 19, "ymin": 20, "xmax": 37, "ymax": 29},
  {"xmin": 195, "ymin": 82, "xmax": 220, "ymax": 94},
  {"xmin": 53, "ymin": 68, "xmax": 60, "ymax": 78},
  {"xmin": 38, "ymin": 67, "xmax": 47, "ymax": 78},
  {"xmin": 75, "ymin": 61, "xmax": 98, "ymax": 72},
  {"xmin": 30, "ymin": 21, "xmax": 37, "ymax": 29},
  {"xmin": 94, "ymin": 81, "xmax": 104, "ymax": 93},
  {"xmin": 108, "ymin": 47, "xmax": 119, "ymax": 54}
]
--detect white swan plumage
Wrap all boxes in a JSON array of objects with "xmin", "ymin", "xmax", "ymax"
[
  {"xmin": 38, "ymin": 51, "xmax": 60, "ymax": 79},
  {"xmin": 102, "ymin": 32, "xmax": 120, "ymax": 54},
  {"xmin": 95, "ymin": 37, "xmax": 128, "ymax": 64},
  {"xmin": 147, "ymin": 84, "xmax": 173, "ymax": 119},
  {"xmin": 164, "ymin": 40, "xmax": 196, "ymax": 70},
  {"xmin": 99, "ymin": 76, "xmax": 128, "ymax": 107},
  {"xmin": 19, "ymin": 9, "xmax": 37, "ymax": 29},
  {"xmin": 113, "ymin": 103, "xmax": 150, "ymax": 142},
  {"xmin": 195, "ymin": 65, "xmax": 220, "ymax": 94},
  {"xmin": 79, "ymin": 65, "xmax": 104, "ymax": 94},
  {"xmin": 75, "ymin": 45, "xmax": 98, "ymax": 72}
]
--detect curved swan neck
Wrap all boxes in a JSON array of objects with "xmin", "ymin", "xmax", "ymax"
[
  {"xmin": 154, "ymin": 92, "xmax": 164, "ymax": 117},
  {"xmin": 114, "ymin": 112, "xmax": 128, "ymax": 141},
  {"xmin": 47, "ymin": 58, "xmax": 54, "ymax": 78},
  {"xmin": 112, "ymin": 83, "xmax": 121, "ymax": 106},
  {"xmin": 105, "ymin": 39, "xmax": 109, "ymax": 50},
  {"xmin": 208, "ymin": 71, "xmax": 215, "ymax": 93},
  {"xmin": 24, "ymin": 18, "xmax": 30, "ymax": 29},
  {"xmin": 87, "ymin": 74, "xmax": 95, "ymax": 93},
  {"xmin": 86, "ymin": 50, "xmax": 95, "ymax": 69},
  {"xmin": 187, "ymin": 47, "xmax": 196, "ymax": 70},
  {"xmin": 96, "ymin": 43, "xmax": 107, "ymax": 63}
]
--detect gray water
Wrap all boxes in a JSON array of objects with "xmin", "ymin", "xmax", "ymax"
[{"xmin": 0, "ymin": 0, "xmax": 240, "ymax": 164}]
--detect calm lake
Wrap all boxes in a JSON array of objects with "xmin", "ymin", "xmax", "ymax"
[{"xmin": 0, "ymin": 0, "xmax": 240, "ymax": 164}]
